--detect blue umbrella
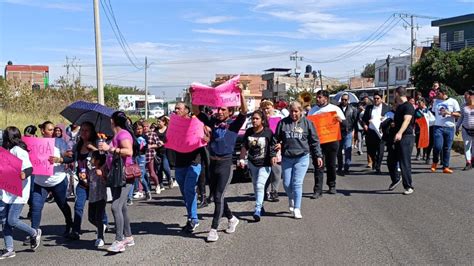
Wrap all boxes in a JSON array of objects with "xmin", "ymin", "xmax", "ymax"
[
  {"xmin": 333, "ymin": 91, "xmax": 359, "ymax": 104},
  {"xmin": 60, "ymin": 101, "xmax": 115, "ymax": 136}
]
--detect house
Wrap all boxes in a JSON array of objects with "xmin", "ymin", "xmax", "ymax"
[
  {"xmin": 349, "ymin": 77, "xmax": 375, "ymax": 89},
  {"xmin": 432, "ymin": 13, "xmax": 474, "ymax": 52},
  {"xmin": 374, "ymin": 55, "xmax": 411, "ymax": 88},
  {"xmin": 214, "ymin": 74, "xmax": 267, "ymax": 112},
  {"xmin": 4, "ymin": 63, "xmax": 49, "ymax": 89}
]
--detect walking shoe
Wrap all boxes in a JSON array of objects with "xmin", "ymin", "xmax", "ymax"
[
  {"xmin": 253, "ymin": 209, "xmax": 262, "ymax": 222},
  {"xmin": 293, "ymin": 208, "xmax": 302, "ymax": 219},
  {"xmin": 328, "ymin": 187, "xmax": 337, "ymax": 194},
  {"xmin": 30, "ymin": 229, "xmax": 42, "ymax": 250},
  {"xmin": 425, "ymin": 158, "xmax": 431, "ymax": 165},
  {"xmin": 357, "ymin": 151, "xmax": 362, "ymax": 155},
  {"xmin": 415, "ymin": 155, "xmax": 420, "ymax": 161},
  {"xmin": 95, "ymin": 238, "xmax": 105, "ymax": 247},
  {"xmin": 443, "ymin": 168, "xmax": 453, "ymax": 174},
  {"xmin": 68, "ymin": 231, "xmax": 80, "ymax": 240},
  {"xmin": 145, "ymin": 192, "xmax": 152, "ymax": 201},
  {"xmin": 337, "ymin": 170, "xmax": 345, "ymax": 176},
  {"xmin": 63, "ymin": 225, "xmax": 72, "ymax": 238},
  {"xmin": 160, "ymin": 185, "xmax": 166, "ymax": 191},
  {"xmin": 388, "ymin": 179, "xmax": 402, "ymax": 191},
  {"xmin": 155, "ymin": 186, "xmax": 161, "ymax": 194},
  {"xmin": 225, "ymin": 216, "xmax": 239, "ymax": 234},
  {"xmin": 23, "ymin": 236, "xmax": 31, "ymax": 246},
  {"xmin": 127, "ymin": 199, "xmax": 133, "ymax": 206},
  {"xmin": 268, "ymin": 191, "xmax": 280, "ymax": 202},
  {"xmin": 122, "ymin": 237, "xmax": 135, "ymax": 247},
  {"xmin": 310, "ymin": 192, "xmax": 322, "ymax": 199},
  {"xmin": 46, "ymin": 193, "xmax": 54, "ymax": 203},
  {"xmin": 207, "ymin": 229, "xmax": 219, "ymax": 242},
  {"xmin": 186, "ymin": 220, "xmax": 199, "ymax": 233},
  {"xmin": 403, "ymin": 188, "xmax": 414, "ymax": 195},
  {"xmin": 107, "ymin": 240, "xmax": 126, "ymax": 253},
  {"xmin": 463, "ymin": 163, "xmax": 472, "ymax": 171},
  {"xmin": 198, "ymin": 200, "xmax": 209, "ymax": 209},
  {"xmin": 431, "ymin": 163, "xmax": 438, "ymax": 172},
  {"xmin": 0, "ymin": 250, "xmax": 16, "ymax": 259},
  {"xmin": 173, "ymin": 180, "xmax": 178, "ymax": 187},
  {"xmin": 289, "ymin": 199, "xmax": 295, "ymax": 213},
  {"xmin": 133, "ymin": 192, "xmax": 143, "ymax": 199}
]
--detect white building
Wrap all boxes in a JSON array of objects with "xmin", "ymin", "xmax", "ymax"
[{"xmin": 374, "ymin": 55, "xmax": 411, "ymax": 88}]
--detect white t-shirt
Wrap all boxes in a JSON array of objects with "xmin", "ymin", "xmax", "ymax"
[
  {"xmin": 308, "ymin": 104, "xmax": 346, "ymax": 121},
  {"xmin": 1, "ymin": 146, "xmax": 33, "ymax": 204},
  {"xmin": 432, "ymin": 98, "xmax": 461, "ymax": 128},
  {"xmin": 34, "ymin": 145, "xmax": 67, "ymax": 187}
]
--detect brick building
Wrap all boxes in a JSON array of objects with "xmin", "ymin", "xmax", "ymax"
[
  {"xmin": 215, "ymin": 74, "xmax": 266, "ymax": 112},
  {"xmin": 4, "ymin": 64, "xmax": 49, "ymax": 89}
]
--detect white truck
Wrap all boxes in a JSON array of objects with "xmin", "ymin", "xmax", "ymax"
[{"xmin": 118, "ymin": 94, "xmax": 165, "ymax": 118}]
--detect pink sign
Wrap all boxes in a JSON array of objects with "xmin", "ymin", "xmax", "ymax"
[
  {"xmin": 268, "ymin": 117, "xmax": 281, "ymax": 133},
  {"xmin": 22, "ymin": 137, "xmax": 55, "ymax": 176},
  {"xmin": 0, "ymin": 147, "xmax": 23, "ymax": 197},
  {"xmin": 191, "ymin": 75, "xmax": 241, "ymax": 107},
  {"xmin": 165, "ymin": 114, "xmax": 207, "ymax": 153}
]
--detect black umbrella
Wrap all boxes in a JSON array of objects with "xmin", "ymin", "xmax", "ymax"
[{"xmin": 60, "ymin": 101, "xmax": 115, "ymax": 136}]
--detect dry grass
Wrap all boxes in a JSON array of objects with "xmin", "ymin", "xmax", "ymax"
[{"xmin": 0, "ymin": 110, "xmax": 69, "ymax": 132}]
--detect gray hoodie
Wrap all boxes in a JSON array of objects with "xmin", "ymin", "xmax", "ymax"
[{"xmin": 275, "ymin": 116, "xmax": 322, "ymax": 158}]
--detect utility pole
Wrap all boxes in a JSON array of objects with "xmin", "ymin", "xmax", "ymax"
[
  {"xmin": 386, "ymin": 55, "xmax": 391, "ymax": 104},
  {"xmin": 290, "ymin": 51, "xmax": 303, "ymax": 89},
  {"xmin": 318, "ymin": 70, "xmax": 323, "ymax": 90},
  {"xmin": 410, "ymin": 15, "xmax": 415, "ymax": 68},
  {"xmin": 64, "ymin": 56, "xmax": 70, "ymax": 85},
  {"xmin": 93, "ymin": 0, "xmax": 104, "ymax": 105},
  {"xmin": 144, "ymin": 56, "xmax": 148, "ymax": 119}
]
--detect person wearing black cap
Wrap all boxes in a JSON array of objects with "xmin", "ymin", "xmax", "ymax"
[{"xmin": 361, "ymin": 91, "xmax": 389, "ymax": 174}]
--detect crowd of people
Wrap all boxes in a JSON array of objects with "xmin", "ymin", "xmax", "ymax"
[{"xmin": 0, "ymin": 81, "xmax": 473, "ymax": 259}]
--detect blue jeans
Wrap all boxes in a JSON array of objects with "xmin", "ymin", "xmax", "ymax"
[
  {"xmin": 248, "ymin": 162, "xmax": 271, "ymax": 211},
  {"xmin": 128, "ymin": 163, "xmax": 150, "ymax": 199},
  {"xmin": 157, "ymin": 152, "xmax": 172, "ymax": 182},
  {"xmin": 175, "ymin": 164, "xmax": 201, "ymax": 223},
  {"xmin": 0, "ymin": 202, "xmax": 37, "ymax": 251},
  {"xmin": 31, "ymin": 178, "xmax": 73, "ymax": 230},
  {"xmin": 433, "ymin": 126, "xmax": 455, "ymax": 168},
  {"xmin": 282, "ymin": 154, "xmax": 310, "ymax": 209},
  {"xmin": 337, "ymin": 133, "xmax": 353, "ymax": 171}
]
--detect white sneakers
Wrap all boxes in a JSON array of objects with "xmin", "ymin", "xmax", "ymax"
[
  {"xmin": 133, "ymin": 192, "xmax": 143, "ymax": 199},
  {"xmin": 293, "ymin": 208, "xmax": 302, "ymax": 219},
  {"xmin": 403, "ymin": 188, "xmax": 414, "ymax": 195},
  {"xmin": 95, "ymin": 238, "xmax": 104, "ymax": 247},
  {"xmin": 206, "ymin": 216, "xmax": 240, "ymax": 243},
  {"xmin": 289, "ymin": 199, "xmax": 295, "ymax": 213},
  {"xmin": 155, "ymin": 186, "xmax": 161, "ymax": 194}
]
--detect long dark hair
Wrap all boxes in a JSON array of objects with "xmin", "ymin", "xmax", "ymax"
[
  {"xmin": 253, "ymin": 110, "xmax": 269, "ymax": 128},
  {"xmin": 75, "ymin": 121, "xmax": 98, "ymax": 154},
  {"xmin": 112, "ymin": 111, "xmax": 140, "ymax": 157},
  {"xmin": 2, "ymin": 126, "xmax": 28, "ymax": 151}
]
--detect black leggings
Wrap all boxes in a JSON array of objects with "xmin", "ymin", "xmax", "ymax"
[
  {"xmin": 210, "ymin": 158, "xmax": 233, "ymax": 229},
  {"xmin": 88, "ymin": 200, "xmax": 106, "ymax": 240},
  {"xmin": 197, "ymin": 148, "xmax": 210, "ymax": 198}
]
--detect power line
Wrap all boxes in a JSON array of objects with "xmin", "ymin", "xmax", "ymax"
[{"xmin": 100, "ymin": 0, "xmax": 142, "ymax": 70}]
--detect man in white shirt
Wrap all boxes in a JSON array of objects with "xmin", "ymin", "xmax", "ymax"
[
  {"xmin": 308, "ymin": 90, "xmax": 345, "ymax": 197},
  {"xmin": 361, "ymin": 91, "xmax": 390, "ymax": 174},
  {"xmin": 430, "ymin": 88, "xmax": 461, "ymax": 173}
]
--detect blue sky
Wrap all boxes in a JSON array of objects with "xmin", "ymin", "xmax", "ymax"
[{"xmin": 1, "ymin": 0, "xmax": 473, "ymax": 99}]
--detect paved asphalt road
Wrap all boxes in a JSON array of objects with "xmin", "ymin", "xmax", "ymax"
[{"xmin": 2, "ymin": 149, "xmax": 473, "ymax": 265}]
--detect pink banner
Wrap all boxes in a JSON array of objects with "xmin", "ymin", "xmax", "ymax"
[
  {"xmin": 191, "ymin": 75, "xmax": 241, "ymax": 107},
  {"xmin": 0, "ymin": 147, "xmax": 23, "ymax": 197},
  {"xmin": 164, "ymin": 114, "xmax": 207, "ymax": 153},
  {"xmin": 268, "ymin": 117, "xmax": 281, "ymax": 133},
  {"xmin": 22, "ymin": 137, "xmax": 55, "ymax": 176}
]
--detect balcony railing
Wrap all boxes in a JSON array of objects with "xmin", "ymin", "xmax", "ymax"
[{"xmin": 440, "ymin": 38, "xmax": 474, "ymax": 51}]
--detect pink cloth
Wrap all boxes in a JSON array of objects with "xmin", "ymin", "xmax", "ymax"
[{"xmin": 107, "ymin": 129, "xmax": 133, "ymax": 167}]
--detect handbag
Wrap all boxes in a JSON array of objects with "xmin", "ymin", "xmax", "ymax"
[
  {"xmin": 124, "ymin": 160, "xmax": 142, "ymax": 181},
  {"xmin": 107, "ymin": 154, "xmax": 125, "ymax": 188}
]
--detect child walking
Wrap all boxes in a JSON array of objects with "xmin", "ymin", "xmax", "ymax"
[{"xmin": 87, "ymin": 151, "xmax": 108, "ymax": 247}]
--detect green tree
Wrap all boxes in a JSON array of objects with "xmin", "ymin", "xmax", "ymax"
[
  {"xmin": 411, "ymin": 47, "xmax": 474, "ymax": 95},
  {"xmin": 330, "ymin": 84, "xmax": 348, "ymax": 93},
  {"xmin": 90, "ymin": 84, "xmax": 142, "ymax": 108},
  {"xmin": 361, "ymin": 63, "xmax": 375, "ymax": 78}
]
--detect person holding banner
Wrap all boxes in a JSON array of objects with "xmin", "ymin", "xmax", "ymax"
[
  {"xmin": 167, "ymin": 102, "xmax": 209, "ymax": 233},
  {"xmin": 192, "ymin": 81, "xmax": 248, "ymax": 242},
  {"xmin": 98, "ymin": 111, "xmax": 140, "ymax": 253},
  {"xmin": 0, "ymin": 127, "xmax": 41, "ymax": 259},
  {"xmin": 275, "ymin": 101, "xmax": 322, "ymax": 219},
  {"xmin": 261, "ymin": 100, "xmax": 284, "ymax": 202},
  {"xmin": 390, "ymin": 87, "xmax": 416, "ymax": 195},
  {"xmin": 31, "ymin": 121, "xmax": 74, "ymax": 241},
  {"xmin": 239, "ymin": 110, "xmax": 276, "ymax": 222},
  {"xmin": 361, "ymin": 91, "xmax": 390, "ymax": 174},
  {"xmin": 308, "ymin": 90, "xmax": 345, "ymax": 197}
]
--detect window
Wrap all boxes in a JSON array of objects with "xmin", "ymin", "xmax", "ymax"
[
  {"xmin": 440, "ymin": 32, "xmax": 447, "ymax": 50},
  {"xmin": 379, "ymin": 68, "xmax": 388, "ymax": 82},
  {"xmin": 396, "ymin": 66, "xmax": 407, "ymax": 81},
  {"xmin": 454, "ymin": 30, "xmax": 464, "ymax": 42}
]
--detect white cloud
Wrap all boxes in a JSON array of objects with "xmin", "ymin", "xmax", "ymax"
[
  {"xmin": 193, "ymin": 16, "xmax": 236, "ymax": 24},
  {"xmin": 193, "ymin": 28, "xmax": 243, "ymax": 36}
]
